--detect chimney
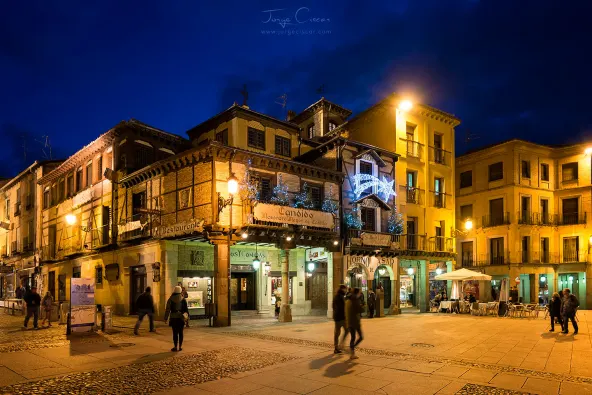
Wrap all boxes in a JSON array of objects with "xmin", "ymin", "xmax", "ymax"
[{"xmin": 287, "ymin": 110, "xmax": 296, "ymax": 121}]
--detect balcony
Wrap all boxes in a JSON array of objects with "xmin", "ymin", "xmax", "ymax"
[
  {"xmin": 476, "ymin": 253, "xmax": 508, "ymax": 266},
  {"xmin": 517, "ymin": 211, "xmax": 536, "ymax": 225},
  {"xmin": 481, "ymin": 212, "xmax": 510, "ymax": 228},
  {"xmin": 25, "ymin": 195, "xmax": 33, "ymax": 210},
  {"xmin": 558, "ymin": 213, "xmax": 587, "ymax": 226},
  {"xmin": 430, "ymin": 192, "xmax": 449, "ymax": 208},
  {"xmin": 22, "ymin": 237, "xmax": 33, "ymax": 253},
  {"xmin": 400, "ymin": 185, "xmax": 423, "ymax": 205},
  {"xmin": 400, "ymin": 138, "xmax": 424, "ymax": 160},
  {"xmin": 562, "ymin": 249, "xmax": 586, "ymax": 263},
  {"xmin": 0, "ymin": 246, "xmax": 7, "ymax": 258},
  {"xmin": 460, "ymin": 252, "xmax": 476, "ymax": 267},
  {"xmin": 428, "ymin": 146, "xmax": 450, "ymax": 166},
  {"xmin": 40, "ymin": 244, "xmax": 57, "ymax": 261},
  {"xmin": 10, "ymin": 241, "xmax": 19, "ymax": 256},
  {"xmin": 428, "ymin": 236, "xmax": 454, "ymax": 253},
  {"xmin": 528, "ymin": 251, "xmax": 559, "ymax": 264},
  {"xmin": 118, "ymin": 214, "xmax": 152, "ymax": 242},
  {"xmin": 13, "ymin": 202, "xmax": 21, "ymax": 217},
  {"xmin": 346, "ymin": 230, "xmax": 427, "ymax": 251}
]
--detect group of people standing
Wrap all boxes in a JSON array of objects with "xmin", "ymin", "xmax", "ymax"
[
  {"xmin": 548, "ymin": 288, "xmax": 580, "ymax": 334},
  {"xmin": 134, "ymin": 285, "xmax": 190, "ymax": 352}
]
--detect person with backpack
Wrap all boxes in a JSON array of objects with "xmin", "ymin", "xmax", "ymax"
[
  {"xmin": 561, "ymin": 288, "xmax": 579, "ymax": 335},
  {"xmin": 134, "ymin": 287, "xmax": 156, "ymax": 335},
  {"xmin": 164, "ymin": 286, "xmax": 189, "ymax": 351},
  {"xmin": 23, "ymin": 286, "xmax": 41, "ymax": 330}
]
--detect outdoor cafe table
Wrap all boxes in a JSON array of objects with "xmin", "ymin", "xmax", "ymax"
[
  {"xmin": 439, "ymin": 301, "xmax": 459, "ymax": 313},
  {"xmin": 477, "ymin": 303, "xmax": 488, "ymax": 316}
]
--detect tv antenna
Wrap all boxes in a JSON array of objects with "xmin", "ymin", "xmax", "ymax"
[
  {"xmin": 240, "ymin": 84, "xmax": 249, "ymax": 106},
  {"xmin": 464, "ymin": 129, "xmax": 480, "ymax": 144},
  {"xmin": 35, "ymin": 135, "xmax": 53, "ymax": 160},
  {"xmin": 275, "ymin": 93, "xmax": 287, "ymax": 109}
]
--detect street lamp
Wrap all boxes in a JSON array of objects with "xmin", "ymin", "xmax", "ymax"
[
  {"xmin": 464, "ymin": 219, "xmax": 473, "ymax": 231},
  {"xmin": 65, "ymin": 214, "xmax": 77, "ymax": 225},
  {"xmin": 398, "ymin": 100, "xmax": 413, "ymax": 112},
  {"xmin": 435, "ymin": 268, "xmax": 443, "ymax": 275}
]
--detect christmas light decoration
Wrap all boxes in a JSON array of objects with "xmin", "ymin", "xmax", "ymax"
[
  {"xmin": 352, "ymin": 174, "xmax": 395, "ymax": 201},
  {"xmin": 270, "ymin": 174, "xmax": 290, "ymax": 206},
  {"xmin": 239, "ymin": 159, "xmax": 260, "ymax": 202},
  {"xmin": 345, "ymin": 206, "xmax": 363, "ymax": 229},
  {"xmin": 387, "ymin": 205, "xmax": 404, "ymax": 235},
  {"xmin": 322, "ymin": 184, "xmax": 339, "ymax": 214},
  {"xmin": 294, "ymin": 182, "xmax": 314, "ymax": 209}
]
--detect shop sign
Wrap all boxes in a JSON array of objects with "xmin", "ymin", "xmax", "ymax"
[
  {"xmin": 307, "ymin": 248, "xmax": 327, "ymax": 262},
  {"xmin": 70, "ymin": 278, "xmax": 95, "ymax": 333},
  {"xmin": 118, "ymin": 220, "xmax": 145, "ymax": 235},
  {"xmin": 72, "ymin": 189, "xmax": 93, "ymax": 208},
  {"xmin": 154, "ymin": 219, "xmax": 204, "ymax": 238},
  {"xmin": 178, "ymin": 245, "xmax": 214, "ymax": 272},
  {"xmin": 231, "ymin": 248, "xmax": 274, "ymax": 264},
  {"xmin": 253, "ymin": 204, "xmax": 334, "ymax": 229},
  {"xmin": 360, "ymin": 232, "xmax": 392, "ymax": 247}
]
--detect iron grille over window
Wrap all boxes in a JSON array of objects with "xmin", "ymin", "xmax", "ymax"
[{"xmin": 248, "ymin": 128, "xmax": 265, "ymax": 150}]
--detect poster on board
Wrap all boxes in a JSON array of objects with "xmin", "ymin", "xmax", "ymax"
[{"xmin": 70, "ymin": 278, "xmax": 95, "ymax": 332}]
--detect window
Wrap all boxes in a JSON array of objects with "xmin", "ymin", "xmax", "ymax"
[
  {"xmin": 359, "ymin": 161, "xmax": 373, "ymax": 195},
  {"xmin": 215, "ymin": 129, "xmax": 228, "ymax": 145},
  {"xmin": 460, "ymin": 204, "xmax": 473, "ymax": 220},
  {"xmin": 4, "ymin": 199, "xmax": 9, "ymax": 219},
  {"xmin": 76, "ymin": 168, "xmax": 83, "ymax": 192},
  {"xmin": 328, "ymin": 122, "xmax": 337, "ymax": 132},
  {"xmin": 309, "ymin": 184, "xmax": 322, "ymax": 209},
  {"xmin": 460, "ymin": 170, "xmax": 472, "ymax": 188},
  {"xmin": 247, "ymin": 128, "xmax": 265, "ymax": 150},
  {"xmin": 97, "ymin": 156, "xmax": 103, "ymax": 180},
  {"xmin": 274, "ymin": 136, "xmax": 291, "ymax": 157},
  {"xmin": 563, "ymin": 237, "xmax": 579, "ymax": 262},
  {"xmin": 308, "ymin": 124, "xmax": 315, "ymax": 139},
  {"xmin": 490, "ymin": 237, "xmax": 504, "ymax": 265},
  {"xmin": 361, "ymin": 207, "xmax": 376, "ymax": 231},
  {"xmin": 521, "ymin": 160, "xmax": 531, "ymax": 178},
  {"xmin": 433, "ymin": 134, "xmax": 444, "ymax": 164},
  {"xmin": 540, "ymin": 199, "xmax": 549, "ymax": 224},
  {"xmin": 27, "ymin": 220, "xmax": 33, "ymax": 250},
  {"xmin": 562, "ymin": 197, "xmax": 579, "ymax": 224},
  {"xmin": 562, "ymin": 162, "xmax": 578, "ymax": 182},
  {"xmin": 132, "ymin": 191, "xmax": 147, "ymax": 211},
  {"xmin": 461, "ymin": 242, "xmax": 474, "ymax": 266},
  {"xmin": 58, "ymin": 178, "xmax": 65, "ymax": 202},
  {"xmin": 252, "ymin": 174, "xmax": 272, "ymax": 201},
  {"xmin": 406, "ymin": 171, "xmax": 418, "ymax": 203},
  {"xmin": 50, "ymin": 184, "xmax": 57, "ymax": 206},
  {"xmin": 489, "ymin": 198, "xmax": 504, "ymax": 225},
  {"xmin": 96, "ymin": 266, "xmax": 103, "ymax": 285},
  {"xmin": 43, "ymin": 188, "xmax": 49, "ymax": 209},
  {"xmin": 541, "ymin": 163, "xmax": 549, "ymax": 181},
  {"xmin": 489, "ymin": 162, "xmax": 503, "ymax": 181},
  {"xmin": 521, "ymin": 236, "xmax": 530, "ymax": 263},
  {"xmin": 406, "ymin": 124, "xmax": 416, "ymax": 139},
  {"xmin": 434, "ymin": 178, "xmax": 444, "ymax": 208},
  {"xmin": 73, "ymin": 266, "xmax": 81, "ymax": 279},
  {"xmin": 406, "ymin": 124, "xmax": 417, "ymax": 157},
  {"xmin": 135, "ymin": 145, "xmax": 153, "ymax": 169},
  {"xmin": 541, "ymin": 237, "xmax": 549, "ymax": 263},
  {"xmin": 66, "ymin": 174, "xmax": 74, "ymax": 198},
  {"xmin": 520, "ymin": 196, "xmax": 531, "ymax": 224},
  {"xmin": 86, "ymin": 162, "xmax": 92, "ymax": 188}
]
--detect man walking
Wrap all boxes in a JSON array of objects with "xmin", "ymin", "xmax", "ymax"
[
  {"xmin": 134, "ymin": 287, "xmax": 156, "ymax": 335},
  {"xmin": 23, "ymin": 286, "xmax": 41, "ymax": 330},
  {"xmin": 332, "ymin": 285, "xmax": 347, "ymax": 354},
  {"xmin": 345, "ymin": 287, "xmax": 363, "ymax": 359},
  {"xmin": 367, "ymin": 290, "xmax": 376, "ymax": 318},
  {"xmin": 561, "ymin": 288, "xmax": 579, "ymax": 335}
]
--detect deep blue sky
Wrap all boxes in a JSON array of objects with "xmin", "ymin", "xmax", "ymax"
[{"xmin": 2, "ymin": 1, "xmax": 592, "ymax": 177}]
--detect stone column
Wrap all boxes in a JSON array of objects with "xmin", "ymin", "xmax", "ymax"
[
  {"xmin": 586, "ymin": 264, "xmax": 592, "ymax": 309},
  {"xmin": 419, "ymin": 261, "xmax": 430, "ymax": 313},
  {"xmin": 213, "ymin": 241, "xmax": 230, "ymax": 327},
  {"xmin": 332, "ymin": 252, "xmax": 344, "ymax": 294},
  {"xmin": 530, "ymin": 274, "xmax": 539, "ymax": 304},
  {"xmin": 278, "ymin": 249, "xmax": 292, "ymax": 322}
]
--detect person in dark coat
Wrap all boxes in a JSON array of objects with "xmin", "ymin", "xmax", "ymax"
[
  {"xmin": 549, "ymin": 292, "xmax": 562, "ymax": 332},
  {"xmin": 332, "ymin": 285, "xmax": 347, "ymax": 354},
  {"xmin": 23, "ymin": 286, "xmax": 41, "ymax": 329},
  {"xmin": 561, "ymin": 288, "xmax": 579, "ymax": 334},
  {"xmin": 468, "ymin": 294, "xmax": 476, "ymax": 303},
  {"xmin": 345, "ymin": 288, "xmax": 363, "ymax": 359},
  {"xmin": 367, "ymin": 290, "xmax": 376, "ymax": 318},
  {"xmin": 509, "ymin": 286, "xmax": 519, "ymax": 303},
  {"xmin": 164, "ymin": 286, "xmax": 189, "ymax": 351},
  {"xmin": 134, "ymin": 287, "xmax": 156, "ymax": 335}
]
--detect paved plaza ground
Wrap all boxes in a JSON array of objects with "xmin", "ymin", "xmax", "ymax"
[{"xmin": 0, "ymin": 310, "xmax": 590, "ymax": 394}]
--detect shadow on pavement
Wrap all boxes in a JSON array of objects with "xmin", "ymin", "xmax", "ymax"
[
  {"xmin": 309, "ymin": 354, "xmax": 338, "ymax": 370},
  {"xmin": 323, "ymin": 360, "xmax": 357, "ymax": 378}
]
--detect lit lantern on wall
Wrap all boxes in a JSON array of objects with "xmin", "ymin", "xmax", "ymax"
[{"xmin": 407, "ymin": 268, "xmax": 414, "ymax": 276}]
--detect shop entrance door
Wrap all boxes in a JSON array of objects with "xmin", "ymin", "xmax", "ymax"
[
  {"xmin": 130, "ymin": 266, "xmax": 147, "ymax": 315},
  {"xmin": 308, "ymin": 272, "xmax": 327, "ymax": 309},
  {"xmin": 231, "ymin": 273, "xmax": 255, "ymax": 310}
]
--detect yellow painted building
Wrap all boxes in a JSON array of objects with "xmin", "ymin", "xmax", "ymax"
[{"xmin": 456, "ymin": 139, "xmax": 592, "ymax": 308}]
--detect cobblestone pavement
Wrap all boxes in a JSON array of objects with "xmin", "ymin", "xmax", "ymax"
[{"xmin": 0, "ymin": 311, "xmax": 590, "ymax": 394}]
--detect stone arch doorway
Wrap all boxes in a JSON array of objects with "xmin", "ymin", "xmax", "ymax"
[{"xmin": 374, "ymin": 264, "xmax": 394, "ymax": 309}]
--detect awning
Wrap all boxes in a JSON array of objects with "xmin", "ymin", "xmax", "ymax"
[{"xmin": 435, "ymin": 268, "xmax": 492, "ymax": 281}]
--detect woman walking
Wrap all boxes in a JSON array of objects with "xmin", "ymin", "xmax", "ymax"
[
  {"xmin": 549, "ymin": 292, "xmax": 562, "ymax": 332},
  {"xmin": 164, "ymin": 286, "xmax": 189, "ymax": 352},
  {"xmin": 41, "ymin": 292, "xmax": 53, "ymax": 327}
]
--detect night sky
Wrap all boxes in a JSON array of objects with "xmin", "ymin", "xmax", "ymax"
[{"xmin": 2, "ymin": 1, "xmax": 592, "ymax": 177}]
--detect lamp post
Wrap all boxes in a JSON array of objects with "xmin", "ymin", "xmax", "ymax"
[{"xmin": 218, "ymin": 172, "xmax": 238, "ymax": 326}]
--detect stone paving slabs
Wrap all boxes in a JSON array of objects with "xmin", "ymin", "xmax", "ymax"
[{"xmin": 456, "ymin": 383, "xmax": 534, "ymax": 394}]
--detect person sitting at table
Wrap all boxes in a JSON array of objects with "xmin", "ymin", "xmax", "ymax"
[
  {"xmin": 434, "ymin": 292, "xmax": 442, "ymax": 307},
  {"xmin": 441, "ymin": 291, "xmax": 448, "ymax": 301},
  {"xmin": 468, "ymin": 294, "xmax": 476, "ymax": 303}
]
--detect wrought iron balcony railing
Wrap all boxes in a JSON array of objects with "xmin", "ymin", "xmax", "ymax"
[
  {"xmin": 428, "ymin": 146, "xmax": 451, "ymax": 166},
  {"xmin": 399, "ymin": 138, "xmax": 424, "ymax": 160},
  {"xmin": 400, "ymin": 185, "xmax": 423, "ymax": 205},
  {"xmin": 428, "ymin": 236, "xmax": 454, "ymax": 252},
  {"xmin": 346, "ymin": 230, "xmax": 427, "ymax": 251},
  {"xmin": 558, "ymin": 213, "xmax": 587, "ymax": 226},
  {"xmin": 481, "ymin": 212, "xmax": 511, "ymax": 228}
]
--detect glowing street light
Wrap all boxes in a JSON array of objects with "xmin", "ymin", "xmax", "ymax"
[
  {"xmin": 585, "ymin": 147, "xmax": 592, "ymax": 156},
  {"xmin": 435, "ymin": 268, "xmax": 443, "ymax": 275},
  {"xmin": 398, "ymin": 100, "xmax": 413, "ymax": 112},
  {"xmin": 464, "ymin": 219, "xmax": 473, "ymax": 231},
  {"xmin": 65, "ymin": 214, "xmax": 77, "ymax": 225},
  {"xmin": 227, "ymin": 173, "xmax": 239, "ymax": 195},
  {"xmin": 252, "ymin": 255, "xmax": 261, "ymax": 270}
]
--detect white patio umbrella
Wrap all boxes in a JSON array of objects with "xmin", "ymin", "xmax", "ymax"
[
  {"xmin": 450, "ymin": 281, "xmax": 461, "ymax": 299},
  {"xmin": 434, "ymin": 268, "xmax": 492, "ymax": 281}
]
